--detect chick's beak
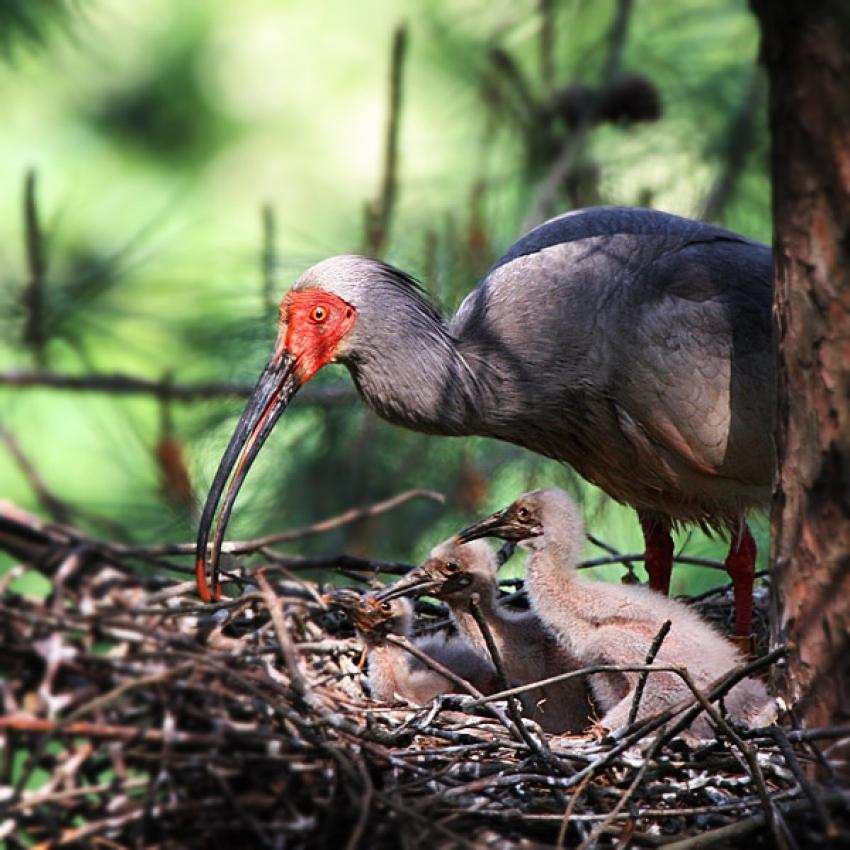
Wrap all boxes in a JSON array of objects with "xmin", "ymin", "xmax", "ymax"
[
  {"xmin": 455, "ymin": 507, "xmax": 536, "ymax": 544},
  {"xmin": 373, "ymin": 569, "xmax": 440, "ymax": 602}
]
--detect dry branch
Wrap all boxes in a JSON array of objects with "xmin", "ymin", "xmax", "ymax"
[
  {"xmin": 364, "ymin": 23, "xmax": 408, "ymax": 257},
  {"xmin": 22, "ymin": 169, "xmax": 47, "ymax": 367},
  {"xmin": 0, "ymin": 368, "xmax": 356, "ymax": 405}
]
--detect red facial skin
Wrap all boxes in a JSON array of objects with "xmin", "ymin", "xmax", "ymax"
[{"xmin": 279, "ymin": 289, "xmax": 358, "ymax": 381}]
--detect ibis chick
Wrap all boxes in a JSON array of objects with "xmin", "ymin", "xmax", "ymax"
[
  {"xmin": 457, "ymin": 489, "xmax": 772, "ymax": 738},
  {"xmin": 323, "ymin": 589, "xmax": 498, "ymax": 705},
  {"xmin": 410, "ymin": 538, "xmax": 594, "ymax": 733}
]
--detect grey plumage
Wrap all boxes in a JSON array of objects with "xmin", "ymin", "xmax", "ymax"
[{"xmin": 296, "ymin": 206, "xmax": 773, "ymax": 531}]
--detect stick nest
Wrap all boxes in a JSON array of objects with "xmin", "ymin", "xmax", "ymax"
[{"xmin": 1, "ymin": 509, "xmax": 848, "ymax": 849}]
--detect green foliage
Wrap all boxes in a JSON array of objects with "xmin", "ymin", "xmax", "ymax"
[
  {"xmin": 0, "ymin": 0, "xmax": 79, "ymax": 58},
  {"xmin": 86, "ymin": 22, "xmax": 236, "ymax": 165}
]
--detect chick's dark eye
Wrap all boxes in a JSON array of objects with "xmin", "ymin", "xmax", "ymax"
[
  {"xmin": 445, "ymin": 561, "xmax": 460, "ymax": 573},
  {"xmin": 517, "ymin": 507, "xmax": 530, "ymax": 522},
  {"xmin": 380, "ymin": 601, "xmax": 391, "ymax": 612},
  {"xmin": 310, "ymin": 305, "xmax": 328, "ymax": 323}
]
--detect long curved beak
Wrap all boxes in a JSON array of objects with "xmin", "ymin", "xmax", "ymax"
[
  {"xmin": 195, "ymin": 351, "xmax": 300, "ymax": 602},
  {"xmin": 455, "ymin": 507, "xmax": 532, "ymax": 544},
  {"xmin": 373, "ymin": 569, "xmax": 440, "ymax": 602}
]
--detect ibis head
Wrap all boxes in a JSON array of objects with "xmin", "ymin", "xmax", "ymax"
[
  {"xmin": 416, "ymin": 538, "xmax": 499, "ymax": 604},
  {"xmin": 323, "ymin": 588, "xmax": 412, "ymax": 639},
  {"xmin": 457, "ymin": 488, "xmax": 586, "ymax": 564}
]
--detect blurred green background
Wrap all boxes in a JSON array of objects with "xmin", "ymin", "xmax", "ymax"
[{"xmin": 0, "ymin": 0, "xmax": 770, "ymax": 603}]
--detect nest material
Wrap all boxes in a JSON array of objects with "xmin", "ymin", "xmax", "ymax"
[{"xmin": 1, "ymin": 518, "xmax": 848, "ymax": 849}]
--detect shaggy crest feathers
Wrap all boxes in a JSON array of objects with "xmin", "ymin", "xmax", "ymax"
[{"xmin": 294, "ymin": 255, "xmax": 444, "ymax": 325}]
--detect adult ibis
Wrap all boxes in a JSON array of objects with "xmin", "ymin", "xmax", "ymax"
[{"xmin": 195, "ymin": 206, "xmax": 773, "ymax": 639}]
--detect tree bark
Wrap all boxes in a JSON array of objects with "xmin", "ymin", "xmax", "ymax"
[{"xmin": 751, "ymin": 1, "xmax": 850, "ymax": 733}]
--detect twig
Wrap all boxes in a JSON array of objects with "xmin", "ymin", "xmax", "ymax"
[
  {"xmin": 578, "ymin": 729, "xmax": 666, "ymax": 850},
  {"xmin": 0, "ymin": 423, "xmax": 71, "ymax": 523},
  {"xmin": 769, "ymin": 726, "xmax": 834, "ymax": 837},
  {"xmin": 701, "ymin": 66, "xmax": 766, "ymax": 222},
  {"xmin": 0, "ymin": 369, "xmax": 355, "ymax": 405},
  {"xmin": 627, "ymin": 619, "xmax": 672, "ymax": 726},
  {"xmin": 260, "ymin": 203, "xmax": 277, "ymax": 316},
  {"xmin": 523, "ymin": 0, "xmax": 636, "ymax": 228},
  {"xmin": 384, "ymin": 634, "xmax": 484, "ymax": 700},
  {"xmin": 557, "ymin": 771, "xmax": 593, "ymax": 848},
  {"xmin": 22, "ymin": 169, "xmax": 47, "ymax": 367},
  {"xmin": 122, "ymin": 488, "xmax": 442, "ymax": 557},
  {"xmin": 653, "ymin": 666, "xmax": 787, "ymax": 849},
  {"xmin": 11, "ymin": 664, "xmax": 192, "ymax": 801},
  {"xmin": 466, "ymin": 662, "xmax": 705, "ymax": 710},
  {"xmin": 384, "ymin": 634, "xmax": 532, "ymax": 751},
  {"xmin": 217, "ymin": 488, "xmax": 444, "ymax": 550},
  {"xmin": 539, "ymin": 0, "xmax": 555, "ymax": 95},
  {"xmin": 257, "ymin": 570, "xmax": 306, "ymax": 696},
  {"xmin": 364, "ymin": 23, "xmax": 408, "ymax": 256},
  {"xmin": 0, "ymin": 715, "xmax": 223, "ymax": 746},
  {"xmin": 586, "ymin": 532, "xmax": 642, "ymax": 578},
  {"xmin": 468, "ymin": 594, "xmax": 548, "ymax": 760},
  {"xmin": 601, "ymin": 0, "xmax": 634, "ymax": 82}
]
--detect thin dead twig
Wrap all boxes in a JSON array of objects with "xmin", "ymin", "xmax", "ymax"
[
  {"xmin": 0, "ymin": 369, "xmax": 355, "ymax": 405},
  {"xmin": 628, "ymin": 619, "xmax": 672, "ymax": 726},
  {"xmin": 22, "ymin": 169, "xmax": 47, "ymax": 367},
  {"xmin": 468, "ymin": 594, "xmax": 549, "ymax": 761},
  {"xmin": 0, "ymin": 423, "xmax": 71, "ymax": 524},
  {"xmin": 364, "ymin": 23, "xmax": 408, "ymax": 256},
  {"xmin": 257, "ymin": 570, "xmax": 306, "ymax": 696},
  {"xmin": 132, "ymin": 488, "xmax": 443, "ymax": 557}
]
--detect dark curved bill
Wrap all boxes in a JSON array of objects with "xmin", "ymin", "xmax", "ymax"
[
  {"xmin": 195, "ymin": 352, "xmax": 300, "ymax": 602},
  {"xmin": 373, "ymin": 570, "xmax": 441, "ymax": 601},
  {"xmin": 455, "ymin": 507, "xmax": 521, "ymax": 544}
]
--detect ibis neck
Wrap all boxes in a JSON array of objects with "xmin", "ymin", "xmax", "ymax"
[{"xmin": 345, "ymin": 312, "xmax": 487, "ymax": 435}]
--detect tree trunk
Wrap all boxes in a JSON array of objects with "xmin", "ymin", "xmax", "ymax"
[{"xmin": 750, "ymin": 1, "xmax": 850, "ymax": 734}]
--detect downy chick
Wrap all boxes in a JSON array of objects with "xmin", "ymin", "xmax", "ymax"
[
  {"xmin": 323, "ymin": 589, "xmax": 498, "ymax": 705},
  {"xmin": 456, "ymin": 489, "xmax": 772, "ymax": 738},
  {"xmin": 410, "ymin": 538, "xmax": 594, "ymax": 733}
]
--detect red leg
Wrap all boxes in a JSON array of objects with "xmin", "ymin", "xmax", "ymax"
[
  {"xmin": 725, "ymin": 524, "xmax": 756, "ymax": 637},
  {"xmin": 640, "ymin": 515, "xmax": 674, "ymax": 594}
]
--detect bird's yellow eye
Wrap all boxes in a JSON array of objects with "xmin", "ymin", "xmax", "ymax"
[
  {"xmin": 445, "ymin": 561, "xmax": 460, "ymax": 573},
  {"xmin": 310, "ymin": 305, "xmax": 328, "ymax": 323}
]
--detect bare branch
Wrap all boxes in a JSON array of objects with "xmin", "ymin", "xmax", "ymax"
[
  {"xmin": 627, "ymin": 618, "xmax": 672, "ymax": 726},
  {"xmin": 0, "ymin": 368, "xmax": 356, "ymax": 405},
  {"xmin": 260, "ymin": 202, "xmax": 278, "ymax": 316},
  {"xmin": 364, "ymin": 23, "xmax": 408, "ymax": 256},
  {"xmin": 22, "ymin": 168, "xmax": 47, "ymax": 367},
  {"xmin": 701, "ymin": 66, "xmax": 766, "ymax": 222}
]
